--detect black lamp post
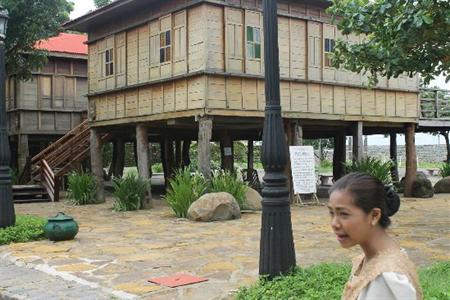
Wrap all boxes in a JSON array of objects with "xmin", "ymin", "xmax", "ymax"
[
  {"xmin": 0, "ymin": 5, "xmax": 15, "ymax": 229},
  {"xmin": 259, "ymin": 0, "xmax": 296, "ymax": 278}
]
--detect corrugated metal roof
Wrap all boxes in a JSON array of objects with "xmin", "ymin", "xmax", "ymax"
[{"xmin": 34, "ymin": 33, "xmax": 88, "ymax": 56}]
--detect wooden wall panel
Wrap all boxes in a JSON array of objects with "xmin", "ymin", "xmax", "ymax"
[
  {"xmin": 307, "ymin": 21, "xmax": 321, "ymax": 81},
  {"xmin": 116, "ymin": 94, "xmax": 125, "ymax": 118},
  {"xmin": 64, "ymin": 78, "xmax": 75, "ymax": 108},
  {"xmin": 20, "ymin": 77, "xmax": 38, "ymax": 109},
  {"xmin": 138, "ymin": 25, "xmax": 150, "ymax": 83},
  {"xmin": 96, "ymin": 96, "xmax": 108, "ymax": 120},
  {"xmin": 175, "ymin": 80, "xmax": 188, "ymax": 110},
  {"xmin": 138, "ymin": 87, "xmax": 152, "ymax": 115},
  {"xmin": 345, "ymin": 88, "xmax": 361, "ymax": 115},
  {"xmin": 152, "ymin": 86, "xmax": 163, "ymax": 113},
  {"xmin": 56, "ymin": 113, "xmax": 71, "ymax": 131},
  {"xmin": 187, "ymin": 76, "xmax": 206, "ymax": 109},
  {"xmin": 23, "ymin": 112, "xmax": 38, "ymax": 130},
  {"xmin": 207, "ymin": 77, "xmax": 226, "ymax": 109},
  {"xmin": 347, "ymin": 34, "xmax": 361, "ymax": 85},
  {"xmin": 127, "ymin": 29, "xmax": 139, "ymax": 85},
  {"xmin": 97, "ymin": 39, "xmax": 107, "ymax": 91},
  {"xmin": 375, "ymin": 90, "xmax": 386, "ymax": 116},
  {"xmin": 405, "ymin": 93, "xmax": 418, "ymax": 117},
  {"xmin": 54, "ymin": 76, "xmax": 64, "ymax": 108},
  {"xmin": 395, "ymin": 92, "xmax": 406, "ymax": 117},
  {"xmin": 105, "ymin": 36, "xmax": 116, "ymax": 89},
  {"xmin": 88, "ymin": 44, "xmax": 98, "ymax": 92},
  {"xmin": 115, "ymin": 33, "xmax": 126, "ymax": 88},
  {"xmin": 385, "ymin": 91, "xmax": 396, "ymax": 116},
  {"xmin": 188, "ymin": 5, "xmax": 206, "ymax": 72},
  {"xmin": 243, "ymin": 79, "xmax": 258, "ymax": 110},
  {"xmin": 321, "ymin": 84, "xmax": 333, "ymax": 114},
  {"xmin": 308, "ymin": 83, "xmax": 321, "ymax": 113},
  {"xmin": 207, "ymin": 6, "xmax": 224, "ymax": 71},
  {"xmin": 291, "ymin": 82, "xmax": 307, "ymax": 112},
  {"xmin": 278, "ymin": 17, "xmax": 290, "ymax": 78},
  {"xmin": 289, "ymin": 19, "xmax": 306, "ymax": 79},
  {"xmin": 361, "ymin": 89, "xmax": 375, "ymax": 116},
  {"xmin": 257, "ymin": 80, "xmax": 265, "ymax": 110},
  {"xmin": 41, "ymin": 112, "xmax": 55, "ymax": 131},
  {"xmin": 173, "ymin": 10, "xmax": 188, "ymax": 75},
  {"xmin": 163, "ymin": 82, "xmax": 175, "ymax": 112},
  {"xmin": 225, "ymin": 7, "xmax": 244, "ymax": 73},
  {"xmin": 149, "ymin": 20, "xmax": 160, "ymax": 80},
  {"xmin": 280, "ymin": 81, "xmax": 291, "ymax": 112},
  {"xmin": 333, "ymin": 86, "xmax": 346, "ymax": 114},
  {"xmin": 107, "ymin": 94, "xmax": 116, "ymax": 119},
  {"xmin": 226, "ymin": 77, "xmax": 242, "ymax": 109},
  {"xmin": 75, "ymin": 78, "xmax": 88, "ymax": 109}
]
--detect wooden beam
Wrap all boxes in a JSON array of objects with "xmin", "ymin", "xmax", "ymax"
[
  {"xmin": 136, "ymin": 124, "xmax": 152, "ymax": 209},
  {"xmin": 333, "ymin": 132, "xmax": 346, "ymax": 181},
  {"xmin": 90, "ymin": 128, "xmax": 104, "ymax": 203},
  {"xmin": 389, "ymin": 133, "xmax": 399, "ymax": 183},
  {"xmin": 198, "ymin": 116, "xmax": 212, "ymax": 180},
  {"xmin": 352, "ymin": 121, "xmax": 363, "ymax": 162},
  {"xmin": 404, "ymin": 123, "xmax": 417, "ymax": 197}
]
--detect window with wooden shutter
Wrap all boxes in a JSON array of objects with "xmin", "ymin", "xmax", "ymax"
[
  {"xmin": 246, "ymin": 26, "xmax": 261, "ymax": 59},
  {"xmin": 324, "ymin": 38, "xmax": 335, "ymax": 67},
  {"xmin": 159, "ymin": 30, "xmax": 171, "ymax": 63},
  {"xmin": 105, "ymin": 48, "xmax": 114, "ymax": 76},
  {"xmin": 225, "ymin": 8, "xmax": 244, "ymax": 72}
]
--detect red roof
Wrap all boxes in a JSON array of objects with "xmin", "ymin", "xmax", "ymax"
[{"xmin": 35, "ymin": 33, "xmax": 88, "ymax": 56}]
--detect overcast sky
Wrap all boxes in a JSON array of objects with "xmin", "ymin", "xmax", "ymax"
[{"xmin": 70, "ymin": 1, "xmax": 448, "ymax": 146}]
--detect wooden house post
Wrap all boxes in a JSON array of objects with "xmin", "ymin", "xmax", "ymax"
[
  {"xmin": 175, "ymin": 140, "xmax": 182, "ymax": 169},
  {"xmin": 164, "ymin": 137, "xmax": 175, "ymax": 179},
  {"xmin": 113, "ymin": 138, "xmax": 125, "ymax": 178},
  {"xmin": 198, "ymin": 116, "xmax": 212, "ymax": 180},
  {"xmin": 333, "ymin": 132, "xmax": 346, "ymax": 180},
  {"xmin": 220, "ymin": 130, "xmax": 234, "ymax": 171},
  {"xmin": 17, "ymin": 134, "xmax": 29, "ymax": 174},
  {"xmin": 352, "ymin": 121, "xmax": 363, "ymax": 162},
  {"xmin": 182, "ymin": 140, "xmax": 191, "ymax": 167},
  {"xmin": 293, "ymin": 122, "xmax": 303, "ymax": 146},
  {"xmin": 390, "ymin": 132, "xmax": 399, "ymax": 183},
  {"xmin": 136, "ymin": 124, "xmax": 152, "ymax": 209},
  {"xmin": 404, "ymin": 124, "xmax": 417, "ymax": 197},
  {"xmin": 247, "ymin": 139, "xmax": 254, "ymax": 178},
  {"xmin": 90, "ymin": 128, "xmax": 104, "ymax": 203},
  {"xmin": 284, "ymin": 120, "xmax": 295, "ymax": 202}
]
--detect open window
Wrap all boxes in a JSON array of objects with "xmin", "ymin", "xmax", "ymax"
[
  {"xmin": 324, "ymin": 38, "xmax": 335, "ymax": 67},
  {"xmin": 246, "ymin": 26, "xmax": 261, "ymax": 59},
  {"xmin": 160, "ymin": 30, "xmax": 171, "ymax": 63}
]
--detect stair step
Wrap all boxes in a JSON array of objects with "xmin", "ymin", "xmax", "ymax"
[{"xmin": 14, "ymin": 198, "xmax": 51, "ymax": 204}]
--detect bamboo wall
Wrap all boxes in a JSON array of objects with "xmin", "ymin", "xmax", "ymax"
[{"xmin": 87, "ymin": 1, "xmax": 420, "ymax": 125}]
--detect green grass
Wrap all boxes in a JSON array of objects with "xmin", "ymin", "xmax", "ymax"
[
  {"xmin": 236, "ymin": 262, "xmax": 450, "ymax": 300},
  {"xmin": 0, "ymin": 215, "xmax": 46, "ymax": 245}
]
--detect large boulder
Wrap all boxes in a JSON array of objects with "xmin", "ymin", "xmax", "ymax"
[
  {"xmin": 434, "ymin": 176, "xmax": 450, "ymax": 193},
  {"xmin": 187, "ymin": 192, "xmax": 241, "ymax": 222},
  {"xmin": 243, "ymin": 187, "xmax": 262, "ymax": 211},
  {"xmin": 401, "ymin": 172, "xmax": 434, "ymax": 198}
]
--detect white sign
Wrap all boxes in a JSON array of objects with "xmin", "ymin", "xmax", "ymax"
[
  {"xmin": 289, "ymin": 146, "xmax": 316, "ymax": 194},
  {"xmin": 224, "ymin": 147, "xmax": 232, "ymax": 156}
]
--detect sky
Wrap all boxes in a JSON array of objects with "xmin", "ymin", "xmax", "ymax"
[{"xmin": 70, "ymin": 1, "xmax": 449, "ymax": 146}]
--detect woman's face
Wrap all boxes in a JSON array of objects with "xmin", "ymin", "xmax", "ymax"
[{"xmin": 327, "ymin": 190, "xmax": 374, "ymax": 248}]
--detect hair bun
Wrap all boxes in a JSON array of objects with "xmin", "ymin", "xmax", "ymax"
[{"xmin": 384, "ymin": 186, "xmax": 400, "ymax": 216}]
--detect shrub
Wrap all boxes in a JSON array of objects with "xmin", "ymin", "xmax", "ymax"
[
  {"xmin": 439, "ymin": 162, "xmax": 450, "ymax": 177},
  {"xmin": 163, "ymin": 168, "xmax": 207, "ymax": 218},
  {"xmin": 113, "ymin": 173, "xmax": 149, "ymax": 211},
  {"xmin": 236, "ymin": 262, "xmax": 450, "ymax": 300},
  {"xmin": 210, "ymin": 170, "xmax": 248, "ymax": 209},
  {"xmin": 0, "ymin": 215, "xmax": 46, "ymax": 245},
  {"xmin": 236, "ymin": 263, "xmax": 351, "ymax": 300},
  {"xmin": 345, "ymin": 156, "xmax": 393, "ymax": 185},
  {"xmin": 67, "ymin": 172, "xmax": 97, "ymax": 205},
  {"xmin": 152, "ymin": 162, "xmax": 163, "ymax": 173}
]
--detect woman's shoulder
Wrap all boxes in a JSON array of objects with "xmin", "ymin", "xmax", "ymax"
[{"xmin": 358, "ymin": 272, "xmax": 417, "ymax": 300}]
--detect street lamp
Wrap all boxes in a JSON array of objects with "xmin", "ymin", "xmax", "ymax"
[
  {"xmin": 0, "ymin": 5, "xmax": 15, "ymax": 229},
  {"xmin": 259, "ymin": 0, "xmax": 296, "ymax": 278}
]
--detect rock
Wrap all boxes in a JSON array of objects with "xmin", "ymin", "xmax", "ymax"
[
  {"xmin": 187, "ymin": 192, "xmax": 241, "ymax": 222},
  {"xmin": 400, "ymin": 172, "xmax": 434, "ymax": 198},
  {"xmin": 434, "ymin": 176, "xmax": 450, "ymax": 193},
  {"xmin": 243, "ymin": 187, "xmax": 262, "ymax": 211}
]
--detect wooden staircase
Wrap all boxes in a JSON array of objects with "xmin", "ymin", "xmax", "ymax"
[{"xmin": 14, "ymin": 120, "xmax": 109, "ymax": 203}]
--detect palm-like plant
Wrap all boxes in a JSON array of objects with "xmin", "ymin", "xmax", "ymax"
[
  {"xmin": 210, "ymin": 170, "xmax": 248, "ymax": 209},
  {"xmin": 345, "ymin": 157, "xmax": 393, "ymax": 185}
]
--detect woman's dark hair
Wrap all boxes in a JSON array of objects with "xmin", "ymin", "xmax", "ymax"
[{"xmin": 329, "ymin": 172, "xmax": 400, "ymax": 228}]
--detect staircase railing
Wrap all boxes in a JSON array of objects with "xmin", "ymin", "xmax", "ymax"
[{"xmin": 40, "ymin": 159, "xmax": 59, "ymax": 202}]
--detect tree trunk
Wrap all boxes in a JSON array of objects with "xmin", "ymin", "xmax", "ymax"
[
  {"xmin": 90, "ymin": 129, "xmax": 105, "ymax": 203},
  {"xmin": 136, "ymin": 125, "xmax": 152, "ymax": 209},
  {"xmin": 198, "ymin": 116, "xmax": 212, "ymax": 180},
  {"xmin": 404, "ymin": 124, "xmax": 417, "ymax": 197}
]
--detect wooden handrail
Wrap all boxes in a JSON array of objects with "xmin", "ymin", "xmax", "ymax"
[{"xmin": 40, "ymin": 159, "xmax": 59, "ymax": 202}]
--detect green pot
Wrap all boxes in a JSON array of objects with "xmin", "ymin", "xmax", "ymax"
[{"xmin": 43, "ymin": 212, "xmax": 79, "ymax": 242}]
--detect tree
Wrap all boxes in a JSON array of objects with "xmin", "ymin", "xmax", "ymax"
[
  {"xmin": 1, "ymin": 0, "xmax": 73, "ymax": 81},
  {"xmin": 94, "ymin": 0, "xmax": 112, "ymax": 8},
  {"xmin": 327, "ymin": 0, "xmax": 450, "ymax": 85}
]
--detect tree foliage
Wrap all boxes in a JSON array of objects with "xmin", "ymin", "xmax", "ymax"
[
  {"xmin": 94, "ymin": 0, "xmax": 112, "ymax": 8},
  {"xmin": 328, "ymin": 0, "xmax": 450, "ymax": 85},
  {"xmin": 1, "ymin": 0, "xmax": 73, "ymax": 80}
]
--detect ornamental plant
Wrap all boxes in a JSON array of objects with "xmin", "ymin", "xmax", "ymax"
[
  {"xmin": 345, "ymin": 157, "xmax": 393, "ymax": 185},
  {"xmin": 113, "ymin": 173, "xmax": 149, "ymax": 211},
  {"xmin": 67, "ymin": 171, "xmax": 97, "ymax": 205},
  {"xmin": 210, "ymin": 170, "xmax": 248, "ymax": 209}
]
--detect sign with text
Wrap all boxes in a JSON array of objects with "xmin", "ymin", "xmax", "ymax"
[{"xmin": 289, "ymin": 146, "xmax": 316, "ymax": 194}]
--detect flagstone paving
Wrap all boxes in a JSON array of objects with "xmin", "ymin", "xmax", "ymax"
[{"xmin": 0, "ymin": 193, "xmax": 448, "ymax": 299}]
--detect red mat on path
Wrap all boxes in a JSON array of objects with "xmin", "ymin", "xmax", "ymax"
[{"xmin": 148, "ymin": 273, "xmax": 208, "ymax": 288}]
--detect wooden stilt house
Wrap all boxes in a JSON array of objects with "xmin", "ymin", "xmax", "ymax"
[{"xmin": 65, "ymin": 0, "xmax": 421, "ymax": 201}]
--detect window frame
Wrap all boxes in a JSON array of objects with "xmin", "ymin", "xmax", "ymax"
[
  {"xmin": 246, "ymin": 25, "xmax": 261, "ymax": 60},
  {"xmin": 159, "ymin": 29, "xmax": 172, "ymax": 64},
  {"xmin": 324, "ymin": 38, "xmax": 335, "ymax": 68},
  {"xmin": 104, "ymin": 48, "xmax": 114, "ymax": 77}
]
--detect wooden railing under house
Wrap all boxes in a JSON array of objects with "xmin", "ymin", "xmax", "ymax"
[{"xmin": 420, "ymin": 88, "xmax": 450, "ymax": 120}]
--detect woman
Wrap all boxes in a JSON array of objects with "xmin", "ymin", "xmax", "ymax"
[{"xmin": 327, "ymin": 172, "xmax": 422, "ymax": 300}]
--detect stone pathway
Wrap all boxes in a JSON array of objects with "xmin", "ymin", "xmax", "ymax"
[{"xmin": 0, "ymin": 194, "xmax": 449, "ymax": 299}]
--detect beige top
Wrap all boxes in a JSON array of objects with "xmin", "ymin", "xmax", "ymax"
[{"xmin": 342, "ymin": 248, "xmax": 422, "ymax": 300}]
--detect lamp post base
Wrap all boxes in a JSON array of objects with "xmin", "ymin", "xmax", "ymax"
[{"xmin": 0, "ymin": 166, "xmax": 15, "ymax": 228}]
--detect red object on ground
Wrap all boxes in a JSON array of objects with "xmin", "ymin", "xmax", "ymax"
[
  {"xmin": 34, "ymin": 33, "xmax": 88, "ymax": 56},
  {"xmin": 148, "ymin": 273, "xmax": 208, "ymax": 288}
]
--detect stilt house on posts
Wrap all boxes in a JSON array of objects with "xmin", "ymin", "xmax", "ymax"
[
  {"xmin": 6, "ymin": 33, "xmax": 90, "ymax": 203},
  {"xmin": 65, "ymin": 0, "xmax": 423, "ymax": 199}
]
